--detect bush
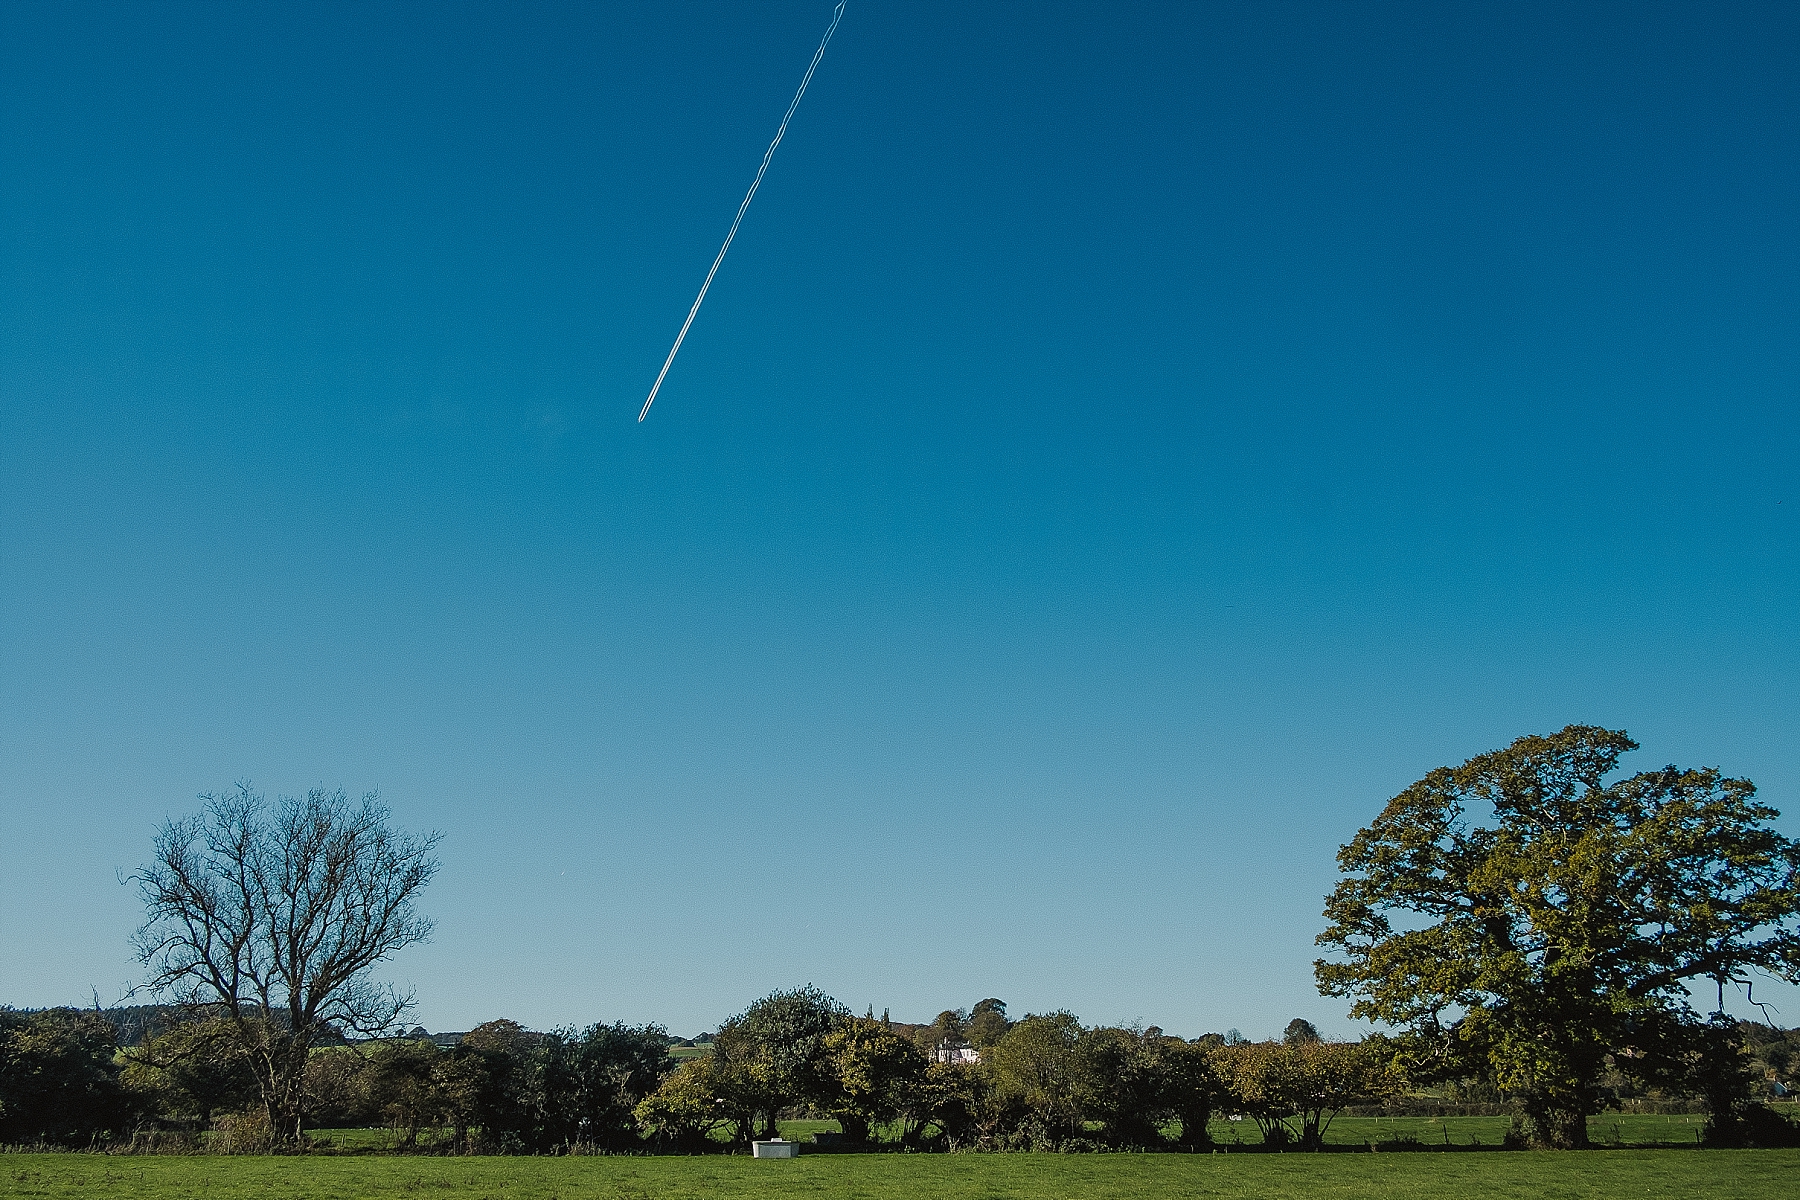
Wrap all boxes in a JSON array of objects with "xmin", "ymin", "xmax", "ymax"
[
  {"xmin": 1704, "ymin": 1101, "xmax": 1800, "ymax": 1149},
  {"xmin": 122, "ymin": 1018, "xmax": 259, "ymax": 1131},
  {"xmin": 0, "ymin": 1008, "xmax": 134, "ymax": 1146},
  {"xmin": 211, "ymin": 1108, "xmax": 276, "ymax": 1153},
  {"xmin": 634, "ymin": 1058, "xmax": 733, "ymax": 1152}
]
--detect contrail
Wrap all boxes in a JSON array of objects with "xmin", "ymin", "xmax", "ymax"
[{"xmin": 639, "ymin": 1, "xmax": 847, "ymax": 423}]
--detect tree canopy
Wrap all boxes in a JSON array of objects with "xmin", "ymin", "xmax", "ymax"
[
  {"xmin": 708, "ymin": 984, "xmax": 848, "ymax": 1141},
  {"xmin": 1316, "ymin": 725, "xmax": 1800, "ymax": 1147},
  {"xmin": 132, "ymin": 784, "xmax": 440, "ymax": 1142},
  {"xmin": 0, "ymin": 1008, "xmax": 131, "ymax": 1146}
]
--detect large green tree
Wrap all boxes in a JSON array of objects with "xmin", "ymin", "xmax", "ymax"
[
  {"xmin": 447, "ymin": 1019, "xmax": 541, "ymax": 1152},
  {"xmin": 538, "ymin": 1021, "xmax": 671, "ymax": 1150},
  {"xmin": 984, "ymin": 1011, "xmax": 1088, "ymax": 1148},
  {"xmin": 357, "ymin": 1038, "xmax": 443, "ymax": 1147},
  {"xmin": 821, "ymin": 1016, "xmax": 927, "ymax": 1143},
  {"xmin": 1160, "ymin": 1037, "xmax": 1223, "ymax": 1149},
  {"xmin": 709, "ymin": 985, "xmax": 848, "ymax": 1141},
  {"xmin": 1076, "ymin": 1026, "xmax": 1186, "ymax": 1148},
  {"xmin": 966, "ymin": 999, "xmax": 1011, "ymax": 1050},
  {"xmin": 1317, "ymin": 725, "xmax": 1800, "ymax": 1147}
]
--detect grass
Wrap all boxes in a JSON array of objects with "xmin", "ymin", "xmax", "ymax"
[{"xmin": 4, "ymin": 1150, "xmax": 1797, "ymax": 1200}]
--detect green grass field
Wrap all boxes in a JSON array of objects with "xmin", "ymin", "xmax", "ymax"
[{"xmin": 5, "ymin": 1150, "xmax": 1796, "ymax": 1200}]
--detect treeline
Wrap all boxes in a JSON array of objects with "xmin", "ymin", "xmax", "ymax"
[
  {"xmin": 108, "ymin": 740, "xmax": 1800, "ymax": 1154},
  {"xmin": 633, "ymin": 993, "xmax": 1378, "ymax": 1153},
  {"xmin": 19, "ymin": 731, "xmax": 1800, "ymax": 1153},
  {"xmin": 5, "ymin": 994, "xmax": 1798, "ymax": 1153}
]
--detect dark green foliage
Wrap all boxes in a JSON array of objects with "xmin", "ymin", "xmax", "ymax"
[
  {"xmin": 985, "ymin": 1012, "xmax": 1088, "ymax": 1149},
  {"xmin": 1738, "ymin": 1021, "xmax": 1800, "ymax": 1099},
  {"xmin": 1075, "ymin": 1027, "xmax": 1174, "ymax": 1148},
  {"xmin": 122, "ymin": 1017, "xmax": 259, "ymax": 1128},
  {"xmin": 1159, "ymin": 1038, "xmax": 1221, "ymax": 1148},
  {"xmin": 1317, "ymin": 726, "xmax": 1800, "ymax": 1148},
  {"xmin": 537, "ymin": 1021, "xmax": 672, "ymax": 1150},
  {"xmin": 634, "ymin": 1058, "xmax": 735, "ymax": 1152},
  {"xmin": 821, "ymin": 1017, "xmax": 928, "ymax": 1144},
  {"xmin": 358, "ymin": 1039, "xmax": 444, "ymax": 1146},
  {"xmin": 903, "ymin": 1060, "xmax": 994, "ymax": 1149},
  {"xmin": 916, "ymin": 1009, "xmax": 970, "ymax": 1057},
  {"xmin": 967, "ymin": 1000, "xmax": 1011, "ymax": 1050},
  {"xmin": 953, "ymin": 1015, "xmax": 1230, "ymax": 1151},
  {"xmin": 1212, "ymin": 1038, "xmax": 1394, "ymax": 1150},
  {"xmin": 0, "ymin": 1008, "xmax": 132, "ymax": 1145},
  {"xmin": 709, "ymin": 985, "xmax": 849, "ymax": 1141},
  {"xmin": 303, "ymin": 1047, "xmax": 370, "ymax": 1129},
  {"xmin": 641, "ymin": 988, "xmax": 931, "ymax": 1150},
  {"xmin": 448, "ymin": 1020, "xmax": 541, "ymax": 1151},
  {"xmin": 1672, "ymin": 1018, "xmax": 1800, "ymax": 1148},
  {"xmin": 334, "ymin": 1016, "xmax": 676, "ymax": 1152}
]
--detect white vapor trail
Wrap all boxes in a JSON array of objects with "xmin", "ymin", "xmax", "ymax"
[{"xmin": 638, "ymin": 1, "xmax": 847, "ymax": 423}]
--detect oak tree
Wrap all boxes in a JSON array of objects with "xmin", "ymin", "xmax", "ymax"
[{"xmin": 1316, "ymin": 726, "xmax": 1800, "ymax": 1147}]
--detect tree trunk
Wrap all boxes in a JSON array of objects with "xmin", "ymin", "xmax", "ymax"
[
  {"xmin": 1519, "ymin": 1102, "xmax": 1589, "ymax": 1149},
  {"xmin": 1176, "ymin": 1102, "xmax": 1212, "ymax": 1149},
  {"xmin": 263, "ymin": 1036, "xmax": 312, "ymax": 1148}
]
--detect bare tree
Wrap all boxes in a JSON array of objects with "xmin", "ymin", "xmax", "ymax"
[{"xmin": 132, "ymin": 783, "xmax": 441, "ymax": 1143}]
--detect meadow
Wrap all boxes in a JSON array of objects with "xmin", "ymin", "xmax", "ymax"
[{"xmin": 5, "ymin": 1149, "xmax": 1797, "ymax": 1200}]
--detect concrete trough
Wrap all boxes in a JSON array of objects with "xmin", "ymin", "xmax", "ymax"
[{"xmin": 751, "ymin": 1138, "xmax": 800, "ymax": 1159}]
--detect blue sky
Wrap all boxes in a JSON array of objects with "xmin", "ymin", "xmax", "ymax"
[{"xmin": 3, "ymin": 0, "xmax": 1797, "ymax": 1038}]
